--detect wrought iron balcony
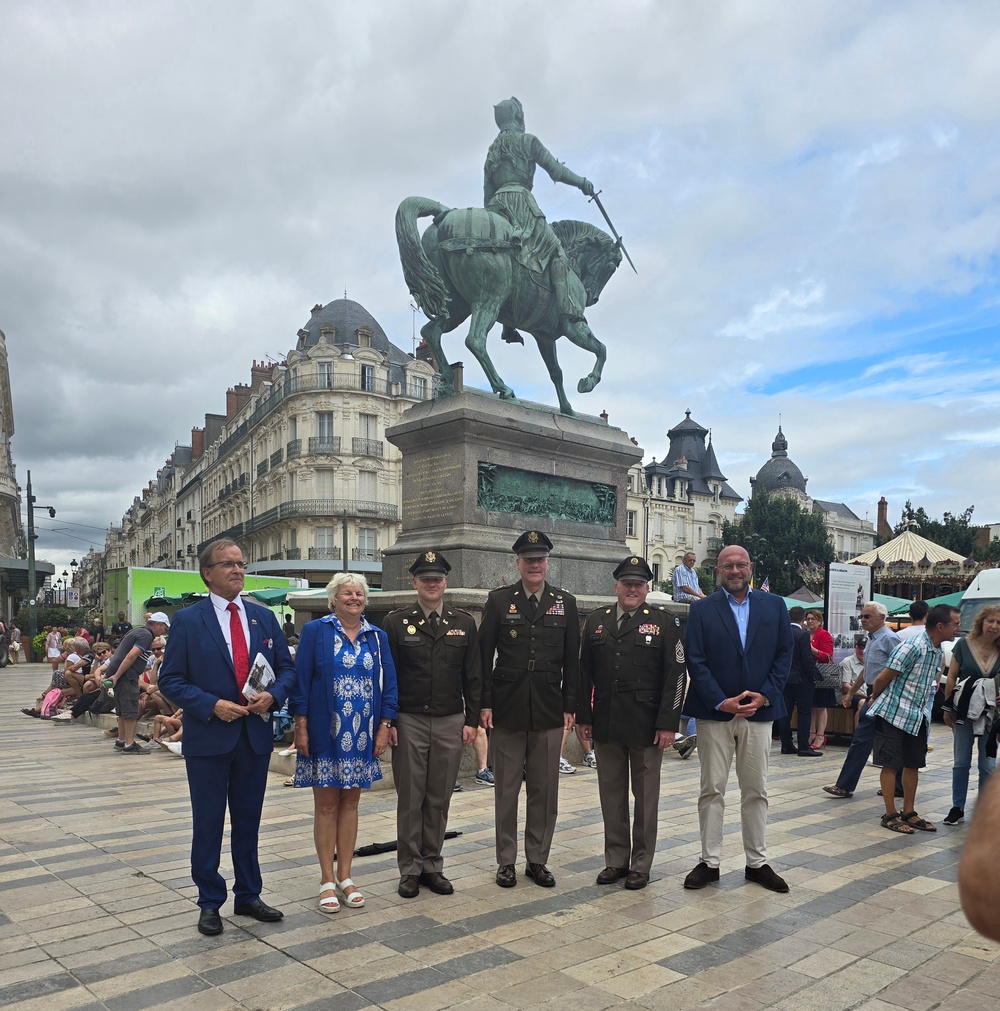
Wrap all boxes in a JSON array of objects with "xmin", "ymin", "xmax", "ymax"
[
  {"xmin": 308, "ymin": 547, "xmax": 343, "ymax": 560},
  {"xmin": 286, "ymin": 439, "xmax": 301, "ymax": 459},
  {"xmin": 352, "ymin": 438, "xmax": 383, "ymax": 458},
  {"xmin": 308, "ymin": 437, "xmax": 341, "ymax": 455}
]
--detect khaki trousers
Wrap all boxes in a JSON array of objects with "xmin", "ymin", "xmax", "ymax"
[
  {"xmin": 492, "ymin": 725, "xmax": 561, "ymax": 866},
  {"xmin": 391, "ymin": 712, "xmax": 465, "ymax": 876},
  {"xmin": 594, "ymin": 741, "xmax": 662, "ymax": 875},
  {"xmin": 696, "ymin": 718, "xmax": 771, "ymax": 869}
]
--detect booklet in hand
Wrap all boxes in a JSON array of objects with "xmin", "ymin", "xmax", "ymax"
[{"xmin": 243, "ymin": 652, "xmax": 276, "ymax": 719}]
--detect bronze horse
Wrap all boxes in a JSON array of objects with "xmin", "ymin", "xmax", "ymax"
[{"xmin": 395, "ymin": 196, "xmax": 621, "ymax": 416}]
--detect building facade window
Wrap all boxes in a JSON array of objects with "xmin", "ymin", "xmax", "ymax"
[
  {"xmin": 359, "ymin": 413, "xmax": 377, "ymax": 439},
  {"xmin": 626, "ymin": 510, "xmax": 636, "ymax": 537},
  {"xmin": 359, "ymin": 471, "xmax": 377, "ymax": 501},
  {"xmin": 358, "ymin": 527, "xmax": 377, "ymax": 558},
  {"xmin": 317, "ymin": 412, "xmax": 334, "ymax": 441},
  {"xmin": 316, "ymin": 526, "xmax": 335, "ymax": 551},
  {"xmin": 360, "ymin": 365, "xmax": 375, "ymax": 392},
  {"xmin": 318, "ymin": 362, "xmax": 332, "ymax": 389}
]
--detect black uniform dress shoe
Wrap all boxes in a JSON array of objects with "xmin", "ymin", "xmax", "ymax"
[
  {"xmin": 596, "ymin": 866, "xmax": 629, "ymax": 885},
  {"xmin": 398, "ymin": 875, "xmax": 420, "ymax": 898},
  {"xmin": 419, "ymin": 871, "xmax": 454, "ymax": 895},
  {"xmin": 798, "ymin": 748, "xmax": 823, "ymax": 757},
  {"xmin": 779, "ymin": 748, "xmax": 797, "ymax": 755},
  {"xmin": 233, "ymin": 898, "xmax": 284, "ymax": 921},
  {"xmin": 496, "ymin": 864, "xmax": 517, "ymax": 888},
  {"xmin": 745, "ymin": 864, "xmax": 789, "ymax": 893},
  {"xmin": 624, "ymin": 871, "xmax": 649, "ymax": 890},
  {"xmin": 197, "ymin": 908, "xmax": 223, "ymax": 935},
  {"xmin": 683, "ymin": 862, "xmax": 720, "ymax": 890},
  {"xmin": 525, "ymin": 862, "xmax": 555, "ymax": 887}
]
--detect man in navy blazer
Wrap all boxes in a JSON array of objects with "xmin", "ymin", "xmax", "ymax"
[
  {"xmin": 682, "ymin": 545, "xmax": 793, "ymax": 894},
  {"xmin": 158, "ymin": 538, "xmax": 296, "ymax": 936}
]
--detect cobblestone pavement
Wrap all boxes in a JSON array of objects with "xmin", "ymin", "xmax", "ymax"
[{"xmin": 2, "ymin": 663, "xmax": 997, "ymax": 1010}]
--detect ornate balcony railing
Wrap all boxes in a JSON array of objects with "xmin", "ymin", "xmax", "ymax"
[
  {"xmin": 308, "ymin": 437, "xmax": 341, "ymax": 455},
  {"xmin": 352, "ymin": 438, "xmax": 383, "ymax": 458}
]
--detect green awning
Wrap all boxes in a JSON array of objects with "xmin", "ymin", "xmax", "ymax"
[
  {"xmin": 246, "ymin": 588, "xmax": 290, "ymax": 605},
  {"xmin": 887, "ymin": 590, "xmax": 965, "ymax": 615},
  {"xmin": 143, "ymin": 594, "xmax": 185, "ymax": 608}
]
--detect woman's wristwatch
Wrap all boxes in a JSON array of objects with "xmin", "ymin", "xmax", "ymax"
[{"xmin": 379, "ymin": 720, "xmax": 392, "ymax": 729}]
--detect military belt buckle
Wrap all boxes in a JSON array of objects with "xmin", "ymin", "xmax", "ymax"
[{"xmin": 527, "ymin": 660, "xmax": 536, "ymax": 671}]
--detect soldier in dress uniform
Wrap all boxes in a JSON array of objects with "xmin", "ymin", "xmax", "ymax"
[
  {"xmin": 479, "ymin": 530, "xmax": 579, "ymax": 889},
  {"xmin": 577, "ymin": 555, "xmax": 686, "ymax": 890},
  {"xmin": 384, "ymin": 551, "xmax": 482, "ymax": 899}
]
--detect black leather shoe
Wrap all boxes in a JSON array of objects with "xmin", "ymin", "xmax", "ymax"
[
  {"xmin": 745, "ymin": 864, "xmax": 789, "ymax": 893},
  {"xmin": 496, "ymin": 864, "xmax": 516, "ymax": 888},
  {"xmin": 525, "ymin": 862, "xmax": 555, "ymax": 887},
  {"xmin": 197, "ymin": 908, "xmax": 223, "ymax": 935},
  {"xmin": 419, "ymin": 871, "xmax": 454, "ymax": 895},
  {"xmin": 798, "ymin": 748, "xmax": 823, "ymax": 757},
  {"xmin": 624, "ymin": 871, "xmax": 649, "ymax": 890},
  {"xmin": 596, "ymin": 866, "xmax": 628, "ymax": 885},
  {"xmin": 779, "ymin": 748, "xmax": 797, "ymax": 755},
  {"xmin": 233, "ymin": 898, "xmax": 283, "ymax": 921},
  {"xmin": 683, "ymin": 862, "xmax": 720, "ymax": 890},
  {"xmin": 398, "ymin": 875, "xmax": 420, "ymax": 898}
]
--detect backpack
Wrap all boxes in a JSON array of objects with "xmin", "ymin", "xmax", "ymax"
[{"xmin": 40, "ymin": 688, "xmax": 63, "ymax": 717}]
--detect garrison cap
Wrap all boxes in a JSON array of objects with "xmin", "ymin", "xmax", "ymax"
[
  {"xmin": 613, "ymin": 555, "xmax": 654, "ymax": 582},
  {"xmin": 409, "ymin": 550, "xmax": 451, "ymax": 576},
  {"xmin": 512, "ymin": 530, "xmax": 553, "ymax": 558}
]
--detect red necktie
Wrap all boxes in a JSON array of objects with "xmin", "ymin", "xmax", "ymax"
[{"xmin": 227, "ymin": 602, "xmax": 250, "ymax": 690}]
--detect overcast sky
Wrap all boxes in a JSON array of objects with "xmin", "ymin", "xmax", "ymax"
[{"xmin": 4, "ymin": 0, "xmax": 1000, "ymax": 576}]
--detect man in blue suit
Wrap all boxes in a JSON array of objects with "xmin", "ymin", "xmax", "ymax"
[
  {"xmin": 158, "ymin": 538, "xmax": 296, "ymax": 936},
  {"xmin": 682, "ymin": 545, "xmax": 793, "ymax": 893}
]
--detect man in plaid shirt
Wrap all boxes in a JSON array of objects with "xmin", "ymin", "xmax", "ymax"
[{"xmin": 868, "ymin": 604, "xmax": 960, "ymax": 834}]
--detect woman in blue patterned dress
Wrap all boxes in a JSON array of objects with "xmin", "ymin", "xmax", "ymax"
[{"xmin": 291, "ymin": 573, "xmax": 397, "ymax": 912}]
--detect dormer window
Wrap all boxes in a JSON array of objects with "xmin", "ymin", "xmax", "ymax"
[{"xmin": 357, "ymin": 328, "xmax": 372, "ymax": 348}]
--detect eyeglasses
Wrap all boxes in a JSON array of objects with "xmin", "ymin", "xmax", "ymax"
[
  {"xmin": 718, "ymin": 563, "xmax": 751, "ymax": 572},
  {"xmin": 206, "ymin": 560, "xmax": 246, "ymax": 571}
]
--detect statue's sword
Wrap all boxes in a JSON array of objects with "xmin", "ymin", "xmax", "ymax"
[{"xmin": 589, "ymin": 191, "xmax": 637, "ymax": 274}]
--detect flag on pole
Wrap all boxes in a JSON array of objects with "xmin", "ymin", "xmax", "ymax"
[{"xmin": 759, "ymin": 577, "xmax": 770, "ymax": 593}]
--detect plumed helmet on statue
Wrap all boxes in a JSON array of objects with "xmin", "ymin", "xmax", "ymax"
[{"xmin": 494, "ymin": 96, "xmax": 524, "ymax": 130}]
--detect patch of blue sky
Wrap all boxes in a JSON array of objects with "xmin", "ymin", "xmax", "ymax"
[{"xmin": 755, "ymin": 289, "xmax": 999, "ymax": 398}]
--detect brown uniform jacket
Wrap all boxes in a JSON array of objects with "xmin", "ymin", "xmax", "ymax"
[
  {"xmin": 479, "ymin": 581, "xmax": 579, "ymax": 732},
  {"xmin": 384, "ymin": 603, "xmax": 481, "ymax": 726},
  {"xmin": 578, "ymin": 605, "xmax": 686, "ymax": 745}
]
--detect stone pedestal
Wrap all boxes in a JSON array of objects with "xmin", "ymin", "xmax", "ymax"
[{"xmin": 382, "ymin": 389, "xmax": 642, "ymax": 594}]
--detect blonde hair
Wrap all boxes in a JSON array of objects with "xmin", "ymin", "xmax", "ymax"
[
  {"xmin": 326, "ymin": 572, "xmax": 370, "ymax": 608},
  {"xmin": 970, "ymin": 604, "xmax": 1000, "ymax": 641}
]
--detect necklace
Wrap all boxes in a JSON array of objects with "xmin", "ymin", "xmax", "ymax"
[{"xmin": 969, "ymin": 637, "xmax": 1000, "ymax": 676}]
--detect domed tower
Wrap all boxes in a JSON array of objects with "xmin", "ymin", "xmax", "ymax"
[{"xmin": 750, "ymin": 425, "xmax": 809, "ymax": 506}]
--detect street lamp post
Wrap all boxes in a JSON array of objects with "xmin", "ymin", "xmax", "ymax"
[
  {"xmin": 25, "ymin": 470, "xmax": 56, "ymax": 663},
  {"xmin": 61, "ymin": 570, "xmax": 69, "ymax": 606}
]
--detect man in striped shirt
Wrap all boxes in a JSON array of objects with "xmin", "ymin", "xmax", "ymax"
[{"xmin": 867, "ymin": 605, "xmax": 961, "ymax": 834}]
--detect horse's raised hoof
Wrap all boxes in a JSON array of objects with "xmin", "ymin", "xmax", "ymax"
[
  {"xmin": 577, "ymin": 375, "xmax": 600, "ymax": 394},
  {"xmin": 497, "ymin": 386, "xmax": 516, "ymax": 400}
]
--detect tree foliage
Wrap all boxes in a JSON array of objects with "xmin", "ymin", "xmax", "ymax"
[
  {"xmin": 721, "ymin": 490, "xmax": 835, "ymax": 596},
  {"xmin": 890, "ymin": 501, "xmax": 977, "ymax": 558}
]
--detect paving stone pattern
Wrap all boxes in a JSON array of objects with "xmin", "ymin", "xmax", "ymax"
[{"xmin": 1, "ymin": 664, "xmax": 997, "ymax": 1009}]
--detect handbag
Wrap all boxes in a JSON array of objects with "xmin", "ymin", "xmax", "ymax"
[{"xmin": 816, "ymin": 663, "xmax": 843, "ymax": 691}]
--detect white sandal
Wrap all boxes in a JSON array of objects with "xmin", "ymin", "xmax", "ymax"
[
  {"xmin": 318, "ymin": 881, "xmax": 340, "ymax": 913},
  {"xmin": 335, "ymin": 876, "xmax": 365, "ymax": 908}
]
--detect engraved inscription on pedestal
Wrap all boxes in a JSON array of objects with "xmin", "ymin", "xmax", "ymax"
[
  {"xmin": 477, "ymin": 463, "xmax": 616, "ymax": 525},
  {"xmin": 408, "ymin": 457, "xmax": 465, "ymax": 526}
]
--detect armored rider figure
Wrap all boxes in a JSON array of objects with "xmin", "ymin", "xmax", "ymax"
[{"xmin": 484, "ymin": 96, "xmax": 595, "ymax": 330}]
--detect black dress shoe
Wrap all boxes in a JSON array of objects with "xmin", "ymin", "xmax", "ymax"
[
  {"xmin": 596, "ymin": 866, "xmax": 628, "ymax": 885},
  {"xmin": 419, "ymin": 871, "xmax": 454, "ymax": 895},
  {"xmin": 779, "ymin": 748, "xmax": 797, "ymax": 755},
  {"xmin": 525, "ymin": 862, "xmax": 555, "ymax": 887},
  {"xmin": 683, "ymin": 862, "xmax": 720, "ymax": 890},
  {"xmin": 398, "ymin": 875, "xmax": 420, "ymax": 898},
  {"xmin": 745, "ymin": 864, "xmax": 789, "ymax": 893},
  {"xmin": 798, "ymin": 748, "xmax": 823, "ymax": 757},
  {"xmin": 496, "ymin": 864, "xmax": 516, "ymax": 888},
  {"xmin": 624, "ymin": 871, "xmax": 649, "ymax": 890},
  {"xmin": 233, "ymin": 898, "xmax": 283, "ymax": 921},
  {"xmin": 197, "ymin": 908, "xmax": 223, "ymax": 935}
]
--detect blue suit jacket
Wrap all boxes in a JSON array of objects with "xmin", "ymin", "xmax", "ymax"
[
  {"xmin": 158, "ymin": 597, "xmax": 296, "ymax": 758},
  {"xmin": 682, "ymin": 588, "xmax": 792, "ymax": 722}
]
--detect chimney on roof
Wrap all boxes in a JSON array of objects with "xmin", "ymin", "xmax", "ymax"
[
  {"xmin": 250, "ymin": 360, "xmax": 271, "ymax": 390},
  {"xmin": 877, "ymin": 496, "xmax": 891, "ymax": 540},
  {"xmin": 191, "ymin": 427, "xmax": 205, "ymax": 460}
]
